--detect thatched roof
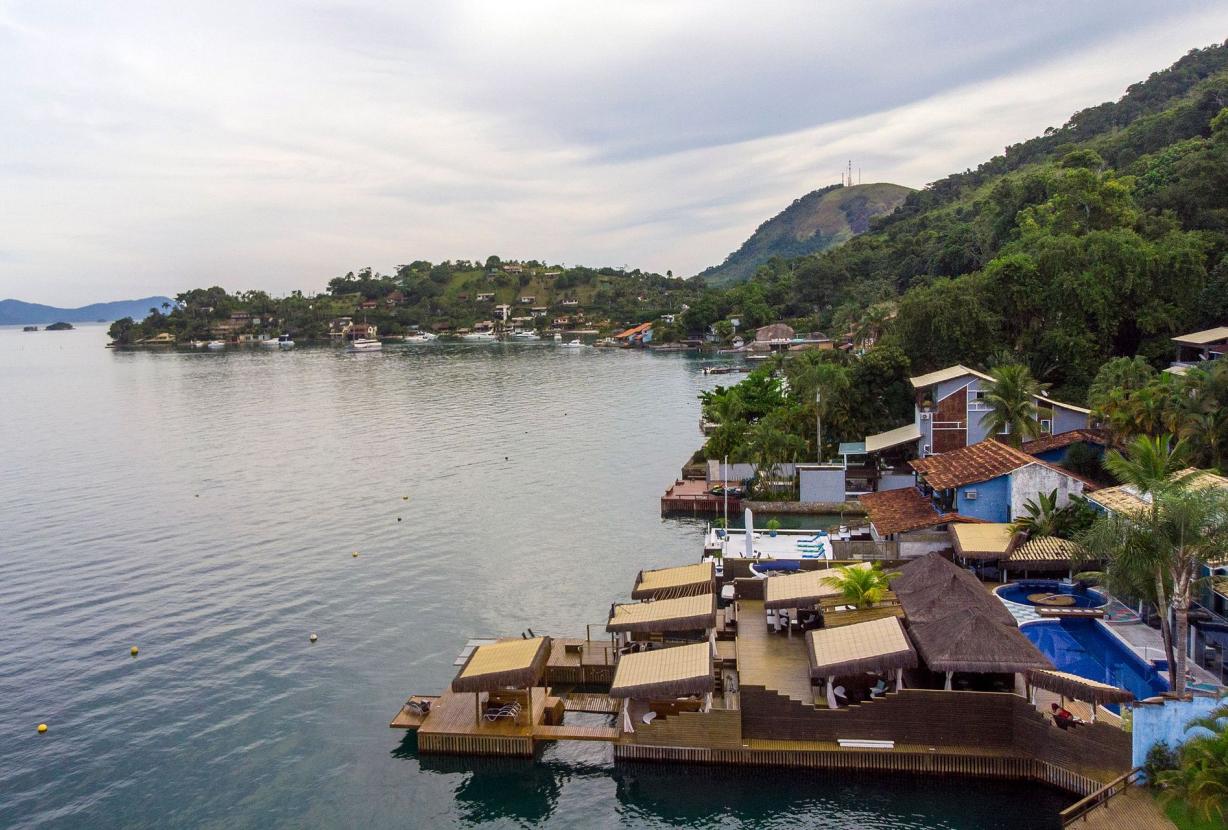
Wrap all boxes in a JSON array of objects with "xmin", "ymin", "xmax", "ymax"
[
  {"xmin": 609, "ymin": 642, "xmax": 714, "ymax": 699},
  {"xmin": 806, "ymin": 616, "xmax": 918, "ymax": 679},
  {"xmin": 451, "ymin": 636, "xmax": 552, "ymax": 692},
  {"xmin": 1007, "ymin": 536, "xmax": 1087, "ymax": 563},
  {"xmin": 607, "ymin": 593, "xmax": 717, "ymax": 633},
  {"xmin": 763, "ymin": 562, "xmax": 872, "ymax": 609},
  {"xmin": 896, "ymin": 554, "xmax": 1052, "ymax": 674},
  {"xmin": 822, "ymin": 605, "xmax": 906, "ymax": 629},
  {"xmin": 950, "ymin": 523, "xmax": 1019, "ymax": 560},
  {"xmin": 1028, "ymin": 669, "xmax": 1136, "ymax": 706},
  {"xmin": 632, "ymin": 562, "xmax": 715, "ymax": 600}
]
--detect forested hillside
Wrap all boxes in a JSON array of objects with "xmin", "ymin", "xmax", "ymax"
[
  {"xmin": 697, "ymin": 182, "xmax": 912, "ymax": 286},
  {"xmin": 688, "ymin": 41, "xmax": 1228, "ymax": 402}
]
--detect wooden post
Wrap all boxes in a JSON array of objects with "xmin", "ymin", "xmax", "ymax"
[
  {"xmin": 944, "ymin": 671, "xmax": 953, "ymax": 691},
  {"xmin": 826, "ymin": 677, "xmax": 838, "ymax": 709},
  {"xmin": 895, "ymin": 667, "xmax": 904, "ymax": 690}
]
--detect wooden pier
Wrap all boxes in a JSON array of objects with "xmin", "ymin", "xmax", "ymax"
[{"xmin": 660, "ymin": 478, "xmax": 741, "ymax": 515}]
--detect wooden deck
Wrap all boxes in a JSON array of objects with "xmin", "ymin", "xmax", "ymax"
[
  {"xmin": 1066, "ymin": 787, "xmax": 1175, "ymax": 829},
  {"xmin": 533, "ymin": 724, "xmax": 620, "ymax": 742},
  {"xmin": 389, "ymin": 695, "xmax": 439, "ymax": 729},
  {"xmin": 661, "ymin": 478, "xmax": 741, "ymax": 515},
  {"xmin": 564, "ymin": 693, "xmax": 620, "ymax": 714},
  {"xmin": 735, "ymin": 600, "xmax": 818, "ymax": 704}
]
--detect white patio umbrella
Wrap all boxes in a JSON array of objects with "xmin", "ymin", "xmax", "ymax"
[{"xmin": 744, "ymin": 508, "xmax": 754, "ymax": 558}]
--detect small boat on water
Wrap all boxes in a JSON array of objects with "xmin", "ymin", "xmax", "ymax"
[
  {"xmin": 22, "ymin": 326, "xmax": 38, "ymax": 332},
  {"xmin": 347, "ymin": 338, "xmax": 383, "ymax": 352},
  {"xmin": 404, "ymin": 331, "xmax": 438, "ymax": 343},
  {"xmin": 511, "ymin": 330, "xmax": 540, "ymax": 340},
  {"xmin": 560, "ymin": 339, "xmax": 584, "ymax": 348},
  {"xmin": 553, "ymin": 332, "xmax": 563, "ymax": 342},
  {"xmin": 206, "ymin": 340, "xmax": 226, "ymax": 350},
  {"xmin": 259, "ymin": 334, "xmax": 294, "ymax": 348},
  {"xmin": 462, "ymin": 330, "xmax": 497, "ymax": 342}
]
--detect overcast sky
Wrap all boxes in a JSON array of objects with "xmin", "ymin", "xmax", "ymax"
[{"xmin": 2, "ymin": 2, "xmax": 1226, "ymax": 305}]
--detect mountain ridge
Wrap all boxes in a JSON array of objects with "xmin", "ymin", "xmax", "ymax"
[
  {"xmin": 0, "ymin": 296, "xmax": 176, "ymax": 325},
  {"xmin": 697, "ymin": 182, "xmax": 914, "ymax": 286}
]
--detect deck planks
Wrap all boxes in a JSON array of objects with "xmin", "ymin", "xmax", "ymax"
[{"xmin": 735, "ymin": 600, "xmax": 817, "ymax": 703}]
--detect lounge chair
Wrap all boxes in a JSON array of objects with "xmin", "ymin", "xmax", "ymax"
[
  {"xmin": 834, "ymin": 685, "xmax": 848, "ymax": 702},
  {"xmin": 869, "ymin": 679, "xmax": 887, "ymax": 698},
  {"xmin": 405, "ymin": 698, "xmax": 432, "ymax": 716}
]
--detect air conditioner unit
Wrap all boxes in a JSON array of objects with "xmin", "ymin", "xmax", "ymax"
[
  {"xmin": 922, "ymin": 444, "xmax": 931, "ymax": 456},
  {"xmin": 920, "ymin": 412, "xmax": 931, "ymax": 421},
  {"xmin": 965, "ymin": 489, "xmax": 978, "ymax": 500}
]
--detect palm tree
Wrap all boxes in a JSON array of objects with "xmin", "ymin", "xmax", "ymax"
[
  {"xmin": 1092, "ymin": 434, "xmax": 1192, "ymax": 681},
  {"xmin": 1011, "ymin": 489, "xmax": 1064, "ymax": 538},
  {"xmin": 821, "ymin": 564, "xmax": 899, "ymax": 609},
  {"xmin": 979, "ymin": 363, "xmax": 1049, "ymax": 447},
  {"xmin": 1156, "ymin": 699, "xmax": 1228, "ymax": 822}
]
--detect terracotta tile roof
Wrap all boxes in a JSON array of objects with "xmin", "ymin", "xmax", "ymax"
[
  {"xmin": 911, "ymin": 441, "xmax": 1036, "ymax": 490},
  {"xmin": 912, "ymin": 440, "xmax": 1100, "ymax": 491},
  {"xmin": 859, "ymin": 487, "xmax": 974, "ymax": 536},
  {"xmin": 1018, "ymin": 429, "xmax": 1108, "ymax": 455}
]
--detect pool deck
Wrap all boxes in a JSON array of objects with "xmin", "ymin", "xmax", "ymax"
[{"xmin": 1071, "ymin": 786, "xmax": 1176, "ymax": 830}]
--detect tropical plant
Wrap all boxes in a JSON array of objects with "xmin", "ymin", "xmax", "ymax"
[
  {"xmin": 821, "ymin": 564, "xmax": 899, "ymax": 609},
  {"xmin": 979, "ymin": 363, "xmax": 1049, "ymax": 447},
  {"xmin": 1156, "ymin": 699, "xmax": 1228, "ymax": 822},
  {"xmin": 1011, "ymin": 490, "xmax": 1097, "ymax": 540}
]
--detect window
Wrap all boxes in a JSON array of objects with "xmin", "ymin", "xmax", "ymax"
[
  {"xmin": 1040, "ymin": 418, "xmax": 1052, "ymax": 434},
  {"xmin": 999, "ymin": 423, "xmax": 1010, "ymax": 435},
  {"xmin": 972, "ymin": 389, "xmax": 987, "ymax": 402}
]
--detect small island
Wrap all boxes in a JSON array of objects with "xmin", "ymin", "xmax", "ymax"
[{"xmin": 45, "ymin": 321, "xmax": 75, "ymax": 331}]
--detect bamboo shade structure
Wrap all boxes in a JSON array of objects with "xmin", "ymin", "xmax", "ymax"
[
  {"xmin": 451, "ymin": 637, "xmax": 551, "ymax": 692},
  {"xmin": 806, "ymin": 616, "xmax": 918, "ymax": 679},
  {"xmin": 607, "ymin": 594, "xmax": 717, "ymax": 633},
  {"xmin": 950, "ymin": 523, "xmax": 1019, "ymax": 560},
  {"xmin": 632, "ymin": 562, "xmax": 715, "ymax": 600},
  {"xmin": 1027, "ymin": 669, "xmax": 1136, "ymax": 706},
  {"xmin": 763, "ymin": 562, "xmax": 872, "ymax": 609},
  {"xmin": 609, "ymin": 642, "xmax": 714, "ymax": 699}
]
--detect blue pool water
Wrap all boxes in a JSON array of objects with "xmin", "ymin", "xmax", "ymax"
[
  {"xmin": 1022, "ymin": 619, "xmax": 1168, "ymax": 709},
  {"xmin": 997, "ymin": 581, "xmax": 1107, "ymax": 608}
]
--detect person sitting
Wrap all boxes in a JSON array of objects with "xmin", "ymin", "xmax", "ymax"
[{"xmin": 1050, "ymin": 702, "xmax": 1082, "ymax": 729}]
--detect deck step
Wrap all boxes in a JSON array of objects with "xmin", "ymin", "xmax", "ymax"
[
  {"xmin": 563, "ymin": 693, "xmax": 620, "ymax": 714},
  {"xmin": 533, "ymin": 724, "xmax": 619, "ymax": 742}
]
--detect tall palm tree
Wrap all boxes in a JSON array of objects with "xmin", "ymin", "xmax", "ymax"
[
  {"xmin": 821, "ymin": 564, "xmax": 899, "ymax": 609},
  {"xmin": 1095, "ymin": 434, "xmax": 1192, "ymax": 678},
  {"xmin": 979, "ymin": 363, "xmax": 1049, "ymax": 447}
]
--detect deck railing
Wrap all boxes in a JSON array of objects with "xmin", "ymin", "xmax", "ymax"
[{"xmin": 1057, "ymin": 766, "xmax": 1144, "ymax": 826}]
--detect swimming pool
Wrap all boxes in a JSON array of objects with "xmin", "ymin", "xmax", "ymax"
[
  {"xmin": 1022, "ymin": 619, "xmax": 1168, "ymax": 709},
  {"xmin": 996, "ymin": 580, "xmax": 1107, "ymax": 608}
]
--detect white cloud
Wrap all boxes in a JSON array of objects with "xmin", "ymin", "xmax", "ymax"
[{"xmin": 0, "ymin": 1, "xmax": 1224, "ymax": 303}]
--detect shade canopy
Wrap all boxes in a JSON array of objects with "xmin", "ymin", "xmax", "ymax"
[
  {"xmin": 806, "ymin": 616, "xmax": 918, "ymax": 679},
  {"xmin": 822, "ymin": 605, "xmax": 906, "ymax": 629},
  {"xmin": 1027, "ymin": 669, "xmax": 1136, "ymax": 706},
  {"xmin": 950, "ymin": 523, "xmax": 1019, "ymax": 560},
  {"xmin": 451, "ymin": 636, "xmax": 552, "ymax": 692},
  {"xmin": 607, "ymin": 593, "xmax": 717, "ymax": 633},
  {"xmin": 609, "ymin": 642, "xmax": 714, "ymax": 699},
  {"xmin": 632, "ymin": 562, "xmax": 715, "ymax": 600},
  {"xmin": 763, "ymin": 562, "xmax": 872, "ymax": 610},
  {"xmin": 1007, "ymin": 536, "xmax": 1087, "ymax": 564},
  {"xmin": 896, "ymin": 554, "xmax": 1052, "ymax": 675},
  {"xmin": 864, "ymin": 423, "xmax": 922, "ymax": 454}
]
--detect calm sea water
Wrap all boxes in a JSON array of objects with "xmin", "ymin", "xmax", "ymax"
[{"xmin": 0, "ymin": 325, "xmax": 1070, "ymax": 829}]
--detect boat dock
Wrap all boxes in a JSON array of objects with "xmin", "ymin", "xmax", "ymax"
[
  {"xmin": 660, "ymin": 478, "xmax": 741, "ymax": 515},
  {"xmin": 391, "ymin": 555, "xmax": 1137, "ymax": 798}
]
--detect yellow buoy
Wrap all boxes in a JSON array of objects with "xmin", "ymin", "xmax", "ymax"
[
  {"xmin": 309, "ymin": 633, "xmax": 318, "ymax": 643},
  {"xmin": 402, "ymin": 496, "xmax": 409, "ymax": 500},
  {"xmin": 352, "ymin": 551, "xmax": 359, "ymax": 557},
  {"xmin": 131, "ymin": 646, "xmax": 139, "ymax": 656},
  {"xmin": 38, "ymin": 723, "xmax": 47, "ymax": 733}
]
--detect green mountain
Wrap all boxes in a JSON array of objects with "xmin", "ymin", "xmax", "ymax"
[
  {"xmin": 697, "ymin": 182, "xmax": 913, "ymax": 286},
  {"xmin": 0, "ymin": 296, "xmax": 175, "ymax": 325},
  {"xmin": 697, "ymin": 40, "xmax": 1228, "ymax": 401}
]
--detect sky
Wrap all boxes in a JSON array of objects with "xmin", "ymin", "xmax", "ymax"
[{"xmin": 2, "ymin": 2, "xmax": 1227, "ymax": 305}]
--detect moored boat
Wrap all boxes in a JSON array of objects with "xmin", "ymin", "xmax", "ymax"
[
  {"xmin": 347, "ymin": 338, "xmax": 383, "ymax": 352},
  {"xmin": 404, "ymin": 331, "xmax": 438, "ymax": 343},
  {"xmin": 206, "ymin": 340, "xmax": 226, "ymax": 350},
  {"xmin": 462, "ymin": 330, "xmax": 497, "ymax": 342}
]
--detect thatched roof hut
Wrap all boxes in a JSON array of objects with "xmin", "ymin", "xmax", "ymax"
[
  {"xmin": 950, "ymin": 523, "xmax": 1021, "ymax": 560},
  {"xmin": 609, "ymin": 642, "xmax": 714, "ymax": 699},
  {"xmin": 896, "ymin": 554, "xmax": 1052, "ymax": 675},
  {"xmin": 451, "ymin": 637, "xmax": 552, "ymax": 692},
  {"xmin": 607, "ymin": 593, "xmax": 717, "ymax": 634},
  {"xmin": 1027, "ymin": 669, "xmax": 1135, "ymax": 707},
  {"xmin": 763, "ymin": 562, "xmax": 873, "ymax": 610},
  {"xmin": 632, "ymin": 562, "xmax": 715, "ymax": 600},
  {"xmin": 806, "ymin": 616, "xmax": 917, "ymax": 680}
]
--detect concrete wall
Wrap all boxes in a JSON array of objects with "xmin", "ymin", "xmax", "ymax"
[
  {"xmin": 1008, "ymin": 463, "xmax": 1085, "ymax": 521},
  {"xmin": 798, "ymin": 466, "xmax": 845, "ymax": 503},
  {"xmin": 1132, "ymin": 695, "xmax": 1224, "ymax": 772},
  {"xmin": 879, "ymin": 473, "xmax": 916, "ymax": 492},
  {"xmin": 708, "ymin": 461, "xmax": 795, "ymax": 483},
  {"xmin": 1052, "ymin": 406, "xmax": 1089, "ymax": 434},
  {"xmin": 955, "ymin": 474, "xmax": 1011, "ymax": 522}
]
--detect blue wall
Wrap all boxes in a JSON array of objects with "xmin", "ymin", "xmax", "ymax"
[
  {"xmin": 1133, "ymin": 695, "xmax": 1223, "ymax": 773},
  {"xmin": 954, "ymin": 474, "xmax": 1011, "ymax": 522}
]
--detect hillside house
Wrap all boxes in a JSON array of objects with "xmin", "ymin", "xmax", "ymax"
[
  {"xmin": 502, "ymin": 264, "xmax": 523, "ymax": 273},
  {"xmin": 519, "ymin": 296, "xmax": 535, "ymax": 304},
  {"xmin": 359, "ymin": 298, "xmax": 379, "ymax": 310},
  {"xmin": 531, "ymin": 307, "xmax": 549, "ymax": 318},
  {"xmin": 494, "ymin": 304, "xmax": 512, "ymax": 321},
  {"xmin": 476, "ymin": 293, "xmax": 495, "ymax": 302},
  {"xmin": 350, "ymin": 322, "xmax": 378, "ymax": 339},
  {"xmin": 910, "ymin": 439, "xmax": 1097, "ymax": 524},
  {"xmin": 1016, "ymin": 429, "xmax": 1108, "ymax": 466},
  {"xmin": 385, "ymin": 291, "xmax": 406, "ymax": 307},
  {"xmin": 1169, "ymin": 325, "xmax": 1228, "ymax": 374},
  {"xmin": 614, "ymin": 322, "xmax": 653, "ymax": 346},
  {"xmin": 561, "ymin": 299, "xmax": 580, "ymax": 307},
  {"xmin": 911, "ymin": 365, "xmax": 1090, "ymax": 457}
]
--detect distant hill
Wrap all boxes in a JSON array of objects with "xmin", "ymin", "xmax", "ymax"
[
  {"xmin": 697, "ymin": 182, "xmax": 914, "ymax": 286},
  {"xmin": 0, "ymin": 296, "xmax": 175, "ymax": 325}
]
